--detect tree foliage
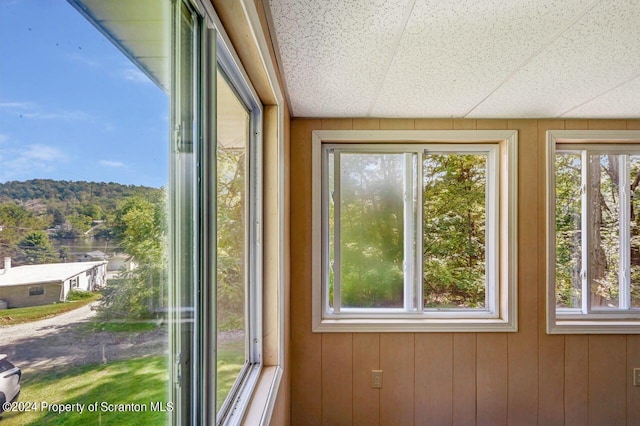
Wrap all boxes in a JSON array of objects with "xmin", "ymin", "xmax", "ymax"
[
  {"xmin": 98, "ymin": 196, "xmax": 166, "ymax": 319},
  {"xmin": 217, "ymin": 148, "xmax": 246, "ymax": 330},
  {"xmin": 555, "ymin": 153, "xmax": 640, "ymax": 308},
  {"xmin": 16, "ymin": 230, "xmax": 60, "ymax": 264},
  {"xmin": 330, "ymin": 152, "xmax": 488, "ymax": 309}
]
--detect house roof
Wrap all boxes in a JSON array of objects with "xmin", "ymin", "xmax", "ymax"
[
  {"xmin": 0, "ymin": 261, "xmax": 107, "ymax": 287},
  {"xmin": 85, "ymin": 251, "xmax": 107, "ymax": 258}
]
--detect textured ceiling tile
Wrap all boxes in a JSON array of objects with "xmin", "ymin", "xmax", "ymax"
[
  {"xmin": 268, "ymin": 0, "xmax": 410, "ymax": 117},
  {"xmin": 371, "ymin": 0, "xmax": 595, "ymax": 117},
  {"xmin": 562, "ymin": 75, "xmax": 640, "ymax": 118},
  {"xmin": 468, "ymin": 0, "xmax": 640, "ymax": 118}
]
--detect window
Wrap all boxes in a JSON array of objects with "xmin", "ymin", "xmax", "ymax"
[
  {"xmin": 312, "ymin": 130, "xmax": 518, "ymax": 332},
  {"xmin": 70, "ymin": 277, "xmax": 79, "ymax": 288},
  {"xmin": 169, "ymin": 2, "xmax": 263, "ymax": 423},
  {"xmin": 29, "ymin": 286, "xmax": 44, "ymax": 296},
  {"xmin": 547, "ymin": 130, "xmax": 640, "ymax": 333}
]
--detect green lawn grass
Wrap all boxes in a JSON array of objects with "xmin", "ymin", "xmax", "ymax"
[
  {"xmin": 217, "ymin": 337, "xmax": 246, "ymax": 412},
  {"xmin": 81, "ymin": 320, "xmax": 160, "ymax": 333},
  {"xmin": 0, "ymin": 357, "xmax": 169, "ymax": 426},
  {"xmin": 0, "ymin": 293, "xmax": 101, "ymax": 326}
]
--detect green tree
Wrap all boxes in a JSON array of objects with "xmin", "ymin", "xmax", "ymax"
[
  {"xmin": 0, "ymin": 203, "xmax": 44, "ymax": 260},
  {"xmin": 98, "ymin": 195, "xmax": 166, "ymax": 319},
  {"xmin": 217, "ymin": 148, "xmax": 246, "ymax": 329},
  {"xmin": 16, "ymin": 231, "xmax": 60, "ymax": 264},
  {"xmin": 422, "ymin": 154, "xmax": 487, "ymax": 308}
]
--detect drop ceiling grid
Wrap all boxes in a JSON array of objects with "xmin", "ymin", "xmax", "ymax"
[
  {"xmin": 563, "ymin": 73, "xmax": 640, "ymax": 118},
  {"xmin": 370, "ymin": 0, "xmax": 597, "ymax": 117},
  {"xmin": 468, "ymin": 0, "xmax": 640, "ymax": 118},
  {"xmin": 268, "ymin": 0, "xmax": 410, "ymax": 117}
]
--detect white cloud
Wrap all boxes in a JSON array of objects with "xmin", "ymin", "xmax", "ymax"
[
  {"xmin": 67, "ymin": 52, "xmax": 101, "ymax": 68},
  {"xmin": 0, "ymin": 101, "xmax": 33, "ymax": 109},
  {"xmin": 21, "ymin": 110, "xmax": 93, "ymax": 121},
  {"xmin": 121, "ymin": 67, "xmax": 151, "ymax": 84},
  {"xmin": 0, "ymin": 100, "xmax": 93, "ymax": 122},
  {"xmin": 23, "ymin": 144, "xmax": 67, "ymax": 162},
  {"xmin": 0, "ymin": 144, "xmax": 68, "ymax": 181},
  {"xmin": 99, "ymin": 160, "xmax": 127, "ymax": 168}
]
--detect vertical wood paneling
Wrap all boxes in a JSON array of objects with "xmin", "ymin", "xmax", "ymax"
[
  {"xmin": 379, "ymin": 118, "xmax": 415, "ymax": 130},
  {"xmin": 414, "ymin": 334, "xmax": 453, "ymax": 425},
  {"xmin": 627, "ymin": 336, "xmax": 640, "ymax": 425},
  {"xmin": 627, "ymin": 120, "xmax": 640, "ymax": 130},
  {"xmin": 565, "ymin": 335, "xmax": 589, "ymax": 426},
  {"xmin": 380, "ymin": 334, "xmax": 414, "ymax": 426},
  {"xmin": 507, "ymin": 119, "xmax": 539, "ymax": 426},
  {"xmin": 537, "ymin": 119, "xmax": 565, "ymax": 426},
  {"xmin": 290, "ymin": 119, "xmax": 323, "ymax": 425},
  {"xmin": 453, "ymin": 119, "xmax": 477, "ymax": 130},
  {"xmin": 322, "ymin": 118, "xmax": 353, "ymax": 130},
  {"xmin": 353, "ymin": 118, "xmax": 381, "ymax": 130},
  {"xmin": 589, "ymin": 336, "xmax": 626, "ymax": 425},
  {"xmin": 477, "ymin": 333, "xmax": 508, "ymax": 425},
  {"xmin": 288, "ymin": 118, "xmax": 640, "ymax": 425},
  {"xmin": 322, "ymin": 334, "xmax": 353, "ymax": 425},
  {"xmin": 353, "ymin": 333, "xmax": 381, "ymax": 426},
  {"xmin": 414, "ymin": 118, "xmax": 453, "ymax": 130},
  {"xmin": 453, "ymin": 333, "xmax": 476, "ymax": 425},
  {"xmin": 476, "ymin": 119, "xmax": 508, "ymax": 130}
]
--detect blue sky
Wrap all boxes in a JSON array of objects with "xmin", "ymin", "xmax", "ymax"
[{"xmin": 0, "ymin": 0, "xmax": 169, "ymax": 188}]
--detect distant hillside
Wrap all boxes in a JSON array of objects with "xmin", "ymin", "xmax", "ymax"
[
  {"xmin": 0, "ymin": 179, "xmax": 164, "ymax": 239},
  {"xmin": 0, "ymin": 179, "xmax": 162, "ymax": 205}
]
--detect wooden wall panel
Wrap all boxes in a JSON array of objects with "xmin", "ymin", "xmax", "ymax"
[
  {"xmin": 380, "ymin": 334, "xmax": 414, "ymax": 426},
  {"xmin": 453, "ymin": 333, "xmax": 476, "ymax": 425},
  {"xmin": 353, "ymin": 333, "xmax": 380, "ymax": 426},
  {"xmin": 589, "ymin": 336, "xmax": 626, "ymax": 425},
  {"xmin": 290, "ymin": 119, "xmax": 322, "ymax": 425},
  {"xmin": 476, "ymin": 334, "xmax": 508, "ymax": 425},
  {"xmin": 565, "ymin": 335, "xmax": 589, "ymax": 426},
  {"xmin": 627, "ymin": 336, "xmax": 640, "ymax": 425},
  {"xmin": 507, "ymin": 119, "xmax": 539, "ymax": 426},
  {"xmin": 322, "ymin": 334, "xmax": 353, "ymax": 425},
  {"xmin": 288, "ymin": 118, "xmax": 639, "ymax": 426},
  {"xmin": 414, "ymin": 334, "xmax": 453, "ymax": 424}
]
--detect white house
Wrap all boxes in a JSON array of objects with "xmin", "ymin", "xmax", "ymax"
[{"xmin": 0, "ymin": 258, "xmax": 107, "ymax": 308}]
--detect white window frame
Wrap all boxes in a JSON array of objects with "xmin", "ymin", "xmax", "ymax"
[
  {"xmin": 547, "ymin": 130, "xmax": 640, "ymax": 334},
  {"xmin": 312, "ymin": 130, "xmax": 518, "ymax": 332},
  {"xmin": 213, "ymin": 19, "xmax": 263, "ymax": 426}
]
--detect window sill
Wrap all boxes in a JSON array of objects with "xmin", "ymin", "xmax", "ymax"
[
  {"xmin": 548, "ymin": 319, "xmax": 640, "ymax": 334},
  {"xmin": 239, "ymin": 366, "xmax": 283, "ymax": 425},
  {"xmin": 313, "ymin": 317, "xmax": 518, "ymax": 333}
]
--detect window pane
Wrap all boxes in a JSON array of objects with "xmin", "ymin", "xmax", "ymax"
[
  {"xmin": 328, "ymin": 151, "xmax": 335, "ymax": 309},
  {"xmin": 423, "ymin": 153, "xmax": 486, "ymax": 308},
  {"xmin": 555, "ymin": 152, "xmax": 582, "ymax": 308},
  {"xmin": 338, "ymin": 153, "xmax": 405, "ymax": 308},
  {"xmin": 0, "ymin": 1, "xmax": 171, "ymax": 424},
  {"xmin": 216, "ymin": 69, "xmax": 249, "ymax": 411},
  {"xmin": 589, "ymin": 155, "xmax": 620, "ymax": 309},
  {"xmin": 630, "ymin": 156, "xmax": 640, "ymax": 308}
]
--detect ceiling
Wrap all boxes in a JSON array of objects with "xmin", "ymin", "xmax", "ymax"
[{"xmin": 265, "ymin": 0, "xmax": 640, "ymax": 119}]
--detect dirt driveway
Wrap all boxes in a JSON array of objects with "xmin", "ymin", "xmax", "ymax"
[{"xmin": 0, "ymin": 303, "xmax": 167, "ymax": 374}]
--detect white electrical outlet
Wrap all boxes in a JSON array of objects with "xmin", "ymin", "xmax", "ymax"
[{"xmin": 371, "ymin": 370, "xmax": 383, "ymax": 389}]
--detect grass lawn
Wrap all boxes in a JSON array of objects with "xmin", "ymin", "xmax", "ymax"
[
  {"xmin": 217, "ymin": 336, "xmax": 246, "ymax": 412},
  {"xmin": 0, "ymin": 292, "xmax": 101, "ymax": 326},
  {"xmin": 0, "ymin": 357, "xmax": 169, "ymax": 426}
]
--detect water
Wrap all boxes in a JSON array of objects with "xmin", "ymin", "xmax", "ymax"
[{"xmin": 52, "ymin": 237, "xmax": 122, "ymax": 261}]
